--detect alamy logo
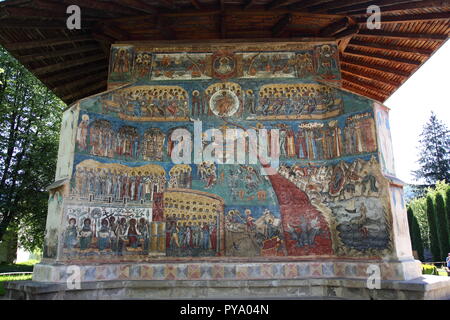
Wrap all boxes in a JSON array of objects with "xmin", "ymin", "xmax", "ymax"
[
  {"xmin": 170, "ymin": 121, "xmax": 280, "ymax": 175},
  {"xmin": 66, "ymin": 265, "xmax": 81, "ymax": 290},
  {"xmin": 66, "ymin": 5, "xmax": 81, "ymax": 30}
]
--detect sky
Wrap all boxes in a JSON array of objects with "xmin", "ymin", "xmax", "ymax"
[{"xmin": 384, "ymin": 40, "xmax": 450, "ymax": 185}]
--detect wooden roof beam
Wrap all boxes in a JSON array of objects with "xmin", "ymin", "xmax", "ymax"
[
  {"xmin": 156, "ymin": 0, "xmax": 177, "ymax": 9},
  {"xmin": 357, "ymin": 30, "xmax": 448, "ymax": 41},
  {"xmin": 343, "ymin": 80, "xmax": 387, "ymax": 102},
  {"xmin": 330, "ymin": 0, "xmax": 416, "ymax": 14},
  {"xmin": 53, "ymin": 72, "xmax": 108, "ymax": 95},
  {"xmin": 349, "ymin": 39, "xmax": 434, "ymax": 55},
  {"xmin": 219, "ymin": 14, "xmax": 226, "ymax": 38},
  {"xmin": 342, "ymin": 74, "xmax": 391, "ymax": 96},
  {"xmin": 0, "ymin": 19, "xmax": 95, "ymax": 29},
  {"xmin": 341, "ymin": 56, "xmax": 410, "ymax": 77},
  {"xmin": 20, "ymin": 44, "xmax": 101, "ymax": 63},
  {"xmin": 190, "ymin": 0, "xmax": 202, "ymax": 9},
  {"xmin": 340, "ymin": 68, "xmax": 400, "ymax": 87},
  {"xmin": 96, "ymin": 23, "xmax": 130, "ymax": 41},
  {"xmin": 289, "ymin": 0, "xmax": 335, "ymax": 10},
  {"xmin": 333, "ymin": 24, "xmax": 359, "ymax": 40},
  {"xmin": 337, "ymin": 0, "xmax": 450, "ymax": 15},
  {"xmin": 33, "ymin": 54, "xmax": 106, "ymax": 76},
  {"xmin": 319, "ymin": 17, "xmax": 350, "ymax": 37},
  {"xmin": 1, "ymin": 6, "xmax": 72, "ymax": 19},
  {"xmin": 267, "ymin": 0, "xmax": 303, "ymax": 10},
  {"xmin": 355, "ymin": 11, "xmax": 450, "ymax": 24},
  {"xmin": 113, "ymin": 0, "xmax": 159, "ymax": 14},
  {"xmin": 32, "ymin": 0, "xmax": 114, "ymax": 18},
  {"xmin": 43, "ymin": 64, "xmax": 108, "ymax": 84},
  {"xmin": 344, "ymin": 47, "xmax": 422, "ymax": 66},
  {"xmin": 61, "ymin": 0, "xmax": 141, "ymax": 15},
  {"xmin": 308, "ymin": 0, "xmax": 372, "ymax": 12},
  {"xmin": 272, "ymin": 13, "xmax": 293, "ymax": 37},
  {"xmin": 5, "ymin": 35, "xmax": 93, "ymax": 50},
  {"xmin": 157, "ymin": 16, "xmax": 176, "ymax": 40},
  {"xmin": 62, "ymin": 80, "xmax": 107, "ymax": 102}
]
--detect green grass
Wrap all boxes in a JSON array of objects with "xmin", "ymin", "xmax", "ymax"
[
  {"xmin": 0, "ymin": 274, "xmax": 33, "ymax": 296},
  {"xmin": 0, "ymin": 260, "xmax": 38, "ymax": 295}
]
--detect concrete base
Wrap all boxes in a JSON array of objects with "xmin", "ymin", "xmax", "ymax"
[{"xmin": 4, "ymin": 276, "xmax": 450, "ymax": 300}]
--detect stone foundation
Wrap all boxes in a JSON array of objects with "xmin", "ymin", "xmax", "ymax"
[
  {"xmin": 31, "ymin": 260, "xmax": 422, "ymax": 283},
  {"xmin": 5, "ymin": 275, "xmax": 450, "ymax": 300}
]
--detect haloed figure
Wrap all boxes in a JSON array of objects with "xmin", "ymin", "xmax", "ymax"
[
  {"xmin": 97, "ymin": 218, "xmax": 111, "ymax": 251},
  {"xmin": 64, "ymin": 218, "xmax": 78, "ymax": 249},
  {"xmin": 79, "ymin": 218, "xmax": 93, "ymax": 250}
]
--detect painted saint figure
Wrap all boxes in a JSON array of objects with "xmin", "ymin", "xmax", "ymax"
[{"xmin": 79, "ymin": 218, "xmax": 93, "ymax": 250}]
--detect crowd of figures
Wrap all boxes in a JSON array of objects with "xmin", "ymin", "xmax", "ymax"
[
  {"xmin": 63, "ymin": 215, "xmax": 165, "ymax": 255},
  {"xmin": 71, "ymin": 164, "xmax": 166, "ymax": 202},
  {"xmin": 343, "ymin": 113, "xmax": 377, "ymax": 155},
  {"xmin": 278, "ymin": 121, "xmax": 343, "ymax": 160},
  {"xmin": 76, "ymin": 118, "xmax": 167, "ymax": 161},
  {"xmin": 276, "ymin": 115, "xmax": 376, "ymax": 161},
  {"xmin": 249, "ymin": 85, "xmax": 342, "ymax": 117},
  {"xmin": 278, "ymin": 157, "xmax": 381, "ymax": 204},
  {"xmin": 106, "ymin": 86, "xmax": 190, "ymax": 119},
  {"xmin": 165, "ymin": 216, "xmax": 219, "ymax": 255},
  {"xmin": 168, "ymin": 165, "xmax": 192, "ymax": 189}
]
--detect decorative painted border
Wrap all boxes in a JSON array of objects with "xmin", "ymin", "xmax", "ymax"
[{"xmin": 34, "ymin": 260, "xmax": 421, "ymax": 283}]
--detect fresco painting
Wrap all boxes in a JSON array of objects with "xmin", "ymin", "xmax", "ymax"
[
  {"xmin": 375, "ymin": 103, "xmax": 396, "ymax": 177},
  {"xmin": 109, "ymin": 46, "xmax": 135, "ymax": 83},
  {"xmin": 151, "ymin": 53, "xmax": 212, "ymax": 80},
  {"xmin": 50, "ymin": 42, "xmax": 401, "ymax": 263}
]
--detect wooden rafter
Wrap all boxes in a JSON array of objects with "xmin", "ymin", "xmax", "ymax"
[
  {"xmin": 62, "ymin": 80, "xmax": 107, "ymax": 102},
  {"xmin": 54, "ymin": 72, "xmax": 108, "ymax": 95},
  {"xmin": 319, "ymin": 17, "xmax": 349, "ymax": 37},
  {"xmin": 32, "ymin": 0, "xmax": 114, "ymax": 18},
  {"xmin": 289, "ymin": 0, "xmax": 335, "ymax": 10},
  {"xmin": 344, "ymin": 48, "xmax": 421, "ymax": 66},
  {"xmin": 333, "ymin": 24, "xmax": 359, "ymax": 40},
  {"xmin": 336, "ymin": 0, "xmax": 450, "ymax": 15},
  {"xmin": 113, "ymin": 0, "xmax": 159, "ymax": 14},
  {"xmin": 349, "ymin": 39, "xmax": 434, "ymax": 55},
  {"xmin": 33, "ymin": 54, "xmax": 106, "ymax": 76},
  {"xmin": 355, "ymin": 11, "xmax": 450, "ymax": 24},
  {"xmin": 272, "ymin": 13, "xmax": 292, "ymax": 37},
  {"xmin": 21, "ymin": 45, "xmax": 100, "ymax": 63},
  {"xmin": 190, "ymin": 0, "xmax": 202, "ymax": 9},
  {"xmin": 330, "ymin": 0, "xmax": 417, "ymax": 14},
  {"xmin": 156, "ymin": 0, "xmax": 177, "ymax": 9},
  {"xmin": 157, "ymin": 16, "xmax": 176, "ymax": 40},
  {"xmin": 43, "ymin": 64, "xmax": 108, "ymax": 84},
  {"xmin": 308, "ymin": 0, "xmax": 371, "ymax": 12},
  {"xmin": 340, "ymin": 68, "xmax": 401, "ymax": 88},
  {"xmin": 342, "ymin": 73, "xmax": 391, "ymax": 96},
  {"xmin": 0, "ymin": 19, "xmax": 94, "ymax": 29},
  {"xmin": 267, "ymin": 0, "xmax": 302, "ymax": 9},
  {"xmin": 342, "ymin": 80, "xmax": 386, "ymax": 102},
  {"xmin": 61, "ymin": 0, "xmax": 140, "ymax": 15},
  {"xmin": 357, "ymin": 30, "xmax": 448, "ymax": 41},
  {"xmin": 341, "ymin": 56, "xmax": 411, "ymax": 77},
  {"xmin": 5, "ymin": 35, "xmax": 93, "ymax": 50},
  {"xmin": 220, "ymin": 14, "xmax": 226, "ymax": 38},
  {"xmin": 96, "ymin": 23, "xmax": 130, "ymax": 41}
]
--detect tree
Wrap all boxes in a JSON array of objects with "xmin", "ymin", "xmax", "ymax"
[
  {"xmin": 446, "ymin": 186, "xmax": 450, "ymax": 249},
  {"xmin": 407, "ymin": 207, "xmax": 424, "ymax": 261},
  {"xmin": 426, "ymin": 195, "xmax": 441, "ymax": 261},
  {"xmin": 435, "ymin": 192, "xmax": 449, "ymax": 259},
  {"xmin": 413, "ymin": 111, "xmax": 450, "ymax": 186},
  {"xmin": 0, "ymin": 46, "xmax": 64, "ymax": 252}
]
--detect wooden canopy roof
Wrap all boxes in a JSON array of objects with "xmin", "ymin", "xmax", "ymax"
[{"xmin": 0, "ymin": 0, "xmax": 448, "ymax": 105}]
